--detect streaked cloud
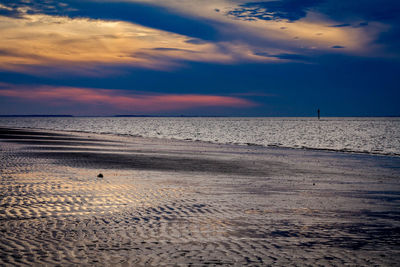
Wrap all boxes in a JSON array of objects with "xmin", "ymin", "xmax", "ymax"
[
  {"xmin": 0, "ymin": 10, "xmax": 236, "ymax": 74},
  {"xmin": 0, "ymin": 83, "xmax": 256, "ymax": 114}
]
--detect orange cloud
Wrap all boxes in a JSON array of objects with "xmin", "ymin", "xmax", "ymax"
[
  {"xmin": 0, "ymin": 84, "xmax": 256, "ymax": 113},
  {"xmin": 0, "ymin": 11, "xmax": 236, "ymax": 74}
]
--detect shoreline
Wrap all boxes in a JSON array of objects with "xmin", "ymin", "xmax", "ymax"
[
  {"xmin": 1, "ymin": 127, "xmax": 400, "ymax": 265},
  {"xmin": 1, "ymin": 125, "xmax": 399, "ymax": 158}
]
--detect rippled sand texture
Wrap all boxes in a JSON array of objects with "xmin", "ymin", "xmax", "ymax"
[{"xmin": 1, "ymin": 127, "xmax": 400, "ymax": 266}]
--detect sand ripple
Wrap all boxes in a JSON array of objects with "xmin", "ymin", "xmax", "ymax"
[{"xmin": 1, "ymin": 128, "xmax": 400, "ymax": 265}]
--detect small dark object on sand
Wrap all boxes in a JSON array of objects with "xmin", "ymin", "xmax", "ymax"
[{"xmin": 97, "ymin": 173, "xmax": 103, "ymax": 178}]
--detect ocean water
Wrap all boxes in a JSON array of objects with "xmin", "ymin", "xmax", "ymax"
[{"xmin": 1, "ymin": 117, "xmax": 399, "ymax": 156}]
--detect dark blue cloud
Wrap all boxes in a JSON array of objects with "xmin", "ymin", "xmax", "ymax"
[
  {"xmin": 185, "ymin": 39, "xmax": 208, "ymax": 45},
  {"xmin": 330, "ymin": 22, "xmax": 368, "ymax": 28},
  {"xmin": 227, "ymin": 0, "xmax": 320, "ymax": 22},
  {"xmin": 0, "ymin": 0, "xmax": 70, "ymax": 17},
  {"xmin": 330, "ymin": 23, "xmax": 351, "ymax": 28},
  {"xmin": 270, "ymin": 53, "xmax": 310, "ymax": 61},
  {"xmin": 254, "ymin": 52, "xmax": 310, "ymax": 62},
  {"xmin": 357, "ymin": 22, "xmax": 369, "ymax": 27}
]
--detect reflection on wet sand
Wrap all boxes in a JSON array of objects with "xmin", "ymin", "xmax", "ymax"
[{"xmin": 1, "ymin": 127, "xmax": 400, "ymax": 265}]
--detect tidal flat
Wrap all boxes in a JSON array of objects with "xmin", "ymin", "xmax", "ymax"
[{"xmin": 0, "ymin": 127, "xmax": 399, "ymax": 266}]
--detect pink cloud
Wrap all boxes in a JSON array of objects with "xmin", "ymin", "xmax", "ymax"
[{"xmin": 0, "ymin": 85, "xmax": 256, "ymax": 113}]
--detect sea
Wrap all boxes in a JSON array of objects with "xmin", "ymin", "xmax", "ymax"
[{"xmin": 1, "ymin": 117, "xmax": 399, "ymax": 156}]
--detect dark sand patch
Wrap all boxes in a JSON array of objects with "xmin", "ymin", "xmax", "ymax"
[
  {"xmin": 0, "ymin": 139, "xmax": 122, "ymax": 147},
  {"xmin": 20, "ymin": 150, "xmax": 276, "ymax": 176},
  {"xmin": 0, "ymin": 127, "xmax": 69, "ymax": 136}
]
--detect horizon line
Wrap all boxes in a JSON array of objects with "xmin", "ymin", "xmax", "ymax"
[{"xmin": 0, "ymin": 115, "xmax": 399, "ymax": 118}]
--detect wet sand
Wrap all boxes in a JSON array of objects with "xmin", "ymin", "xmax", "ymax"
[{"xmin": 1, "ymin": 127, "xmax": 400, "ymax": 266}]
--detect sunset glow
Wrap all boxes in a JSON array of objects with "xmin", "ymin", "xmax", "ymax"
[{"xmin": 0, "ymin": 84, "xmax": 255, "ymax": 114}]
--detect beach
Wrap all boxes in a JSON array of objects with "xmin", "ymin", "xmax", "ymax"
[{"xmin": 1, "ymin": 127, "xmax": 400, "ymax": 266}]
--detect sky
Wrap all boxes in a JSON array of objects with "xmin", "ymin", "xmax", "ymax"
[{"xmin": 0, "ymin": 0, "xmax": 399, "ymax": 116}]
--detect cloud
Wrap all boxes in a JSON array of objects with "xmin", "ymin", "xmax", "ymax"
[
  {"xmin": 152, "ymin": 47, "xmax": 197, "ymax": 52},
  {"xmin": 120, "ymin": 0, "xmax": 395, "ymax": 57},
  {"xmin": 0, "ymin": 10, "xmax": 240, "ymax": 74},
  {"xmin": 114, "ymin": 0, "xmax": 382, "ymax": 57},
  {"xmin": 330, "ymin": 23, "xmax": 351, "ymax": 28},
  {"xmin": 0, "ymin": 0, "xmax": 396, "ymax": 78},
  {"xmin": 255, "ymin": 52, "xmax": 310, "ymax": 61},
  {"xmin": 226, "ymin": 0, "xmax": 320, "ymax": 22},
  {"xmin": 0, "ymin": 84, "xmax": 256, "ymax": 114},
  {"xmin": 185, "ymin": 38, "xmax": 208, "ymax": 45},
  {"xmin": 0, "ymin": 0, "xmax": 219, "ymax": 40}
]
